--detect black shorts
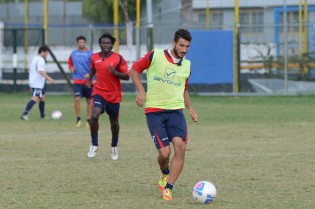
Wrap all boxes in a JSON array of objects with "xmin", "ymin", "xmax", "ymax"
[
  {"xmin": 31, "ymin": 88, "xmax": 45, "ymax": 98},
  {"xmin": 73, "ymin": 84, "xmax": 92, "ymax": 99},
  {"xmin": 92, "ymin": 94, "xmax": 120, "ymax": 119}
]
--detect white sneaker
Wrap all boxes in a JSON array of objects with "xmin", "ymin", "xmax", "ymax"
[
  {"xmin": 87, "ymin": 145, "xmax": 98, "ymax": 158},
  {"xmin": 20, "ymin": 115, "xmax": 29, "ymax": 121},
  {"xmin": 111, "ymin": 147, "xmax": 119, "ymax": 160}
]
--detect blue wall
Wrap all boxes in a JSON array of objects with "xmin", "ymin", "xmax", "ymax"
[{"xmin": 186, "ymin": 30, "xmax": 234, "ymax": 84}]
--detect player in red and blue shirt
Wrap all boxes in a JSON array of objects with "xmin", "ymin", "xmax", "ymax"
[
  {"xmin": 68, "ymin": 35, "xmax": 92, "ymax": 127},
  {"xmin": 86, "ymin": 32, "xmax": 130, "ymax": 160}
]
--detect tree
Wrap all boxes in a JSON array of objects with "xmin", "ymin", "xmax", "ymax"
[{"xmin": 82, "ymin": 0, "xmax": 137, "ymax": 24}]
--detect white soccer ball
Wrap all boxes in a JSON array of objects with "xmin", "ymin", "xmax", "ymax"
[
  {"xmin": 192, "ymin": 181, "xmax": 217, "ymax": 204},
  {"xmin": 51, "ymin": 110, "xmax": 63, "ymax": 120}
]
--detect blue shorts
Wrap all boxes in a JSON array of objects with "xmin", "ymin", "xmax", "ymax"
[
  {"xmin": 74, "ymin": 84, "xmax": 92, "ymax": 99},
  {"xmin": 146, "ymin": 110, "xmax": 188, "ymax": 150},
  {"xmin": 92, "ymin": 94, "xmax": 120, "ymax": 119},
  {"xmin": 31, "ymin": 88, "xmax": 45, "ymax": 98}
]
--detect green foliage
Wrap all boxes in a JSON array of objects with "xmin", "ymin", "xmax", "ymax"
[
  {"xmin": 287, "ymin": 50, "xmax": 315, "ymax": 81},
  {"xmin": 82, "ymin": 0, "xmax": 137, "ymax": 24},
  {"xmin": 250, "ymin": 42, "xmax": 315, "ymax": 80},
  {"xmin": 254, "ymin": 43, "xmax": 277, "ymax": 78}
]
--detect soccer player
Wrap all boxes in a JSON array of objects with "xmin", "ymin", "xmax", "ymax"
[
  {"xmin": 20, "ymin": 46, "xmax": 56, "ymax": 120},
  {"xmin": 130, "ymin": 29, "xmax": 198, "ymax": 201},
  {"xmin": 68, "ymin": 35, "xmax": 93, "ymax": 127},
  {"xmin": 86, "ymin": 32, "xmax": 130, "ymax": 160}
]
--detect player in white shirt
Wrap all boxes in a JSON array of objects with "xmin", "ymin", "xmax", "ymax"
[{"xmin": 20, "ymin": 46, "xmax": 55, "ymax": 120}]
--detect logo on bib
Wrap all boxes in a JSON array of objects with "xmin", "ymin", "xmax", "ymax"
[{"xmin": 164, "ymin": 68, "xmax": 176, "ymax": 79}]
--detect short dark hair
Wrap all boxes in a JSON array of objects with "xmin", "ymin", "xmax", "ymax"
[
  {"xmin": 76, "ymin": 35, "xmax": 86, "ymax": 42},
  {"xmin": 98, "ymin": 32, "xmax": 116, "ymax": 44},
  {"xmin": 38, "ymin": 46, "xmax": 48, "ymax": 54},
  {"xmin": 174, "ymin": 29, "xmax": 192, "ymax": 42}
]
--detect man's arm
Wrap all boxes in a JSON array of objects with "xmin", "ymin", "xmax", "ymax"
[
  {"xmin": 108, "ymin": 63, "xmax": 130, "ymax": 80},
  {"xmin": 39, "ymin": 71, "xmax": 55, "ymax": 84},
  {"xmin": 184, "ymin": 90, "xmax": 198, "ymax": 122},
  {"xmin": 68, "ymin": 55, "xmax": 75, "ymax": 73},
  {"xmin": 130, "ymin": 68, "xmax": 146, "ymax": 107}
]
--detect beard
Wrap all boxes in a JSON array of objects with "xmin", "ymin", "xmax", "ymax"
[{"xmin": 173, "ymin": 46, "xmax": 186, "ymax": 58}]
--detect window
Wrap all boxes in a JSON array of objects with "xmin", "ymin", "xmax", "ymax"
[
  {"xmin": 279, "ymin": 11, "xmax": 302, "ymax": 33},
  {"xmin": 198, "ymin": 10, "xmax": 223, "ymax": 29},
  {"xmin": 211, "ymin": 12, "xmax": 223, "ymax": 29},
  {"xmin": 240, "ymin": 10, "xmax": 264, "ymax": 34}
]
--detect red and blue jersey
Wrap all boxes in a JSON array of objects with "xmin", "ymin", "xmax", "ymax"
[
  {"xmin": 68, "ymin": 48, "xmax": 92, "ymax": 84},
  {"xmin": 90, "ymin": 52, "xmax": 129, "ymax": 103}
]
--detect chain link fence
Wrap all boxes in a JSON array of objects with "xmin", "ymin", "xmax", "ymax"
[{"xmin": 1, "ymin": 2, "xmax": 315, "ymax": 95}]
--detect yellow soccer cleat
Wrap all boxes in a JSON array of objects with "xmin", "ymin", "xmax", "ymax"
[
  {"xmin": 161, "ymin": 188, "xmax": 173, "ymax": 201},
  {"xmin": 159, "ymin": 174, "xmax": 169, "ymax": 192}
]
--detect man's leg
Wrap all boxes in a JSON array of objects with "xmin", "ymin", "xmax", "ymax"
[
  {"xmin": 21, "ymin": 95, "xmax": 39, "ymax": 120},
  {"xmin": 168, "ymin": 137, "xmax": 186, "ymax": 185},
  {"xmin": 158, "ymin": 146, "xmax": 171, "ymax": 172},
  {"xmin": 158, "ymin": 146, "xmax": 171, "ymax": 191},
  {"xmin": 87, "ymin": 107, "xmax": 101, "ymax": 157},
  {"xmin": 85, "ymin": 98, "xmax": 91, "ymax": 127},
  {"xmin": 161, "ymin": 137, "xmax": 186, "ymax": 201},
  {"xmin": 74, "ymin": 96, "xmax": 81, "ymax": 127},
  {"xmin": 109, "ymin": 116, "xmax": 119, "ymax": 160},
  {"xmin": 39, "ymin": 95, "xmax": 47, "ymax": 118}
]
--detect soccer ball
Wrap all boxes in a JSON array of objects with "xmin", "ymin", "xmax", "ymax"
[
  {"xmin": 192, "ymin": 181, "xmax": 217, "ymax": 204},
  {"xmin": 51, "ymin": 110, "xmax": 63, "ymax": 120}
]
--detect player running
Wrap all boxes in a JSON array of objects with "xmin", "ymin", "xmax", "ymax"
[
  {"xmin": 68, "ymin": 35, "xmax": 92, "ymax": 127},
  {"xmin": 86, "ymin": 32, "xmax": 130, "ymax": 160}
]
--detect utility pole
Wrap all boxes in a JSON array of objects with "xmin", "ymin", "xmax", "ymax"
[
  {"xmin": 283, "ymin": 0, "xmax": 288, "ymax": 94},
  {"xmin": 113, "ymin": 0, "xmax": 119, "ymax": 52},
  {"xmin": 136, "ymin": 0, "xmax": 141, "ymax": 59},
  {"xmin": 234, "ymin": 0, "xmax": 239, "ymax": 95},
  {"xmin": 43, "ymin": 0, "xmax": 48, "ymax": 44},
  {"xmin": 146, "ymin": 0, "xmax": 153, "ymax": 51}
]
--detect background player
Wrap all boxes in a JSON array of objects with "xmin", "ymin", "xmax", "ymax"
[
  {"xmin": 68, "ymin": 35, "xmax": 92, "ymax": 127},
  {"xmin": 21, "ymin": 46, "xmax": 56, "ymax": 120},
  {"xmin": 86, "ymin": 32, "xmax": 130, "ymax": 160}
]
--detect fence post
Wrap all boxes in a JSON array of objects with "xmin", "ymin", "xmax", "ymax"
[
  {"xmin": 146, "ymin": 0, "xmax": 154, "ymax": 51},
  {"xmin": 234, "ymin": 0, "xmax": 240, "ymax": 95},
  {"xmin": 13, "ymin": 29, "xmax": 17, "ymax": 93},
  {"xmin": 42, "ymin": 28, "xmax": 45, "ymax": 46}
]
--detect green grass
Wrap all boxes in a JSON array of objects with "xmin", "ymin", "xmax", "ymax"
[{"xmin": 1, "ymin": 93, "xmax": 315, "ymax": 209}]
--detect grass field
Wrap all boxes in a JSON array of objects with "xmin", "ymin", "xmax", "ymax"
[{"xmin": 1, "ymin": 93, "xmax": 315, "ymax": 209}]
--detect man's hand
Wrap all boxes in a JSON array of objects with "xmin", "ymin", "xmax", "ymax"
[
  {"xmin": 136, "ymin": 91, "xmax": 146, "ymax": 107},
  {"xmin": 86, "ymin": 80, "xmax": 92, "ymax": 88},
  {"xmin": 108, "ymin": 63, "xmax": 115, "ymax": 74},
  {"xmin": 70, "ymin": 67, "xmax": 75, "ymax": 73},
  {"xmin": 47, "ymin": 77, "xmax": 56, "ymax": 84},
  {"xmin": 189, "ymin": 108, "xmax": 198, "ymax": 122}
]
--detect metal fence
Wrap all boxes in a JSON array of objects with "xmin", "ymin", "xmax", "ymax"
[{"xmin": 1, "ymin": 23, "xmax": 315, "ymax": 95}]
